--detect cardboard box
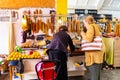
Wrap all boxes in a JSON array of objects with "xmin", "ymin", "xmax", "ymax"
[
  {"xmin": 0, "ymin": 54, "xmax": 9, "ymax": 73},
  {"xmin": 0, "ymin": 60, "xmax": 9, "ymax": 73}
]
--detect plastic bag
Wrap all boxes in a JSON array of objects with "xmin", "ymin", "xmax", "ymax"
[{"xmin": 16, "ymin": 59, "xmax": 24, "ymax": 74}]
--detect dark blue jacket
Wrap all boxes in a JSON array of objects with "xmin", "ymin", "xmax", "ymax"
[{"xmin": 48, "ymin": 30, "xmax": 75, "ymax": 53}]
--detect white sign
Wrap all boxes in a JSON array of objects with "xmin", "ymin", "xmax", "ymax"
[{"xmin": 0, "ymin": 10, "xmax": 11, "ymax": 22}]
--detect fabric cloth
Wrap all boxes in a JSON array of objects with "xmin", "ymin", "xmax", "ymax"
[
  {"xmin": 102, "ymin": 37, "xmax": 114, "ymax": 65},
  {"xmin": 81, "ymin": 23, "xmax": 106, "ymax": 66},
  {"xmin": 47, "ymin": 50, "xmax": 68, "ymax": 80},
  {"xmin": 88, "ymin": 63, "xmax": 102, "ymax": 80}
]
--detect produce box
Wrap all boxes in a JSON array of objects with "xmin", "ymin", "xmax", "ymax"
[{"xmin": 0, "ymin": 54, "xmax": 9, "ymax": 73}]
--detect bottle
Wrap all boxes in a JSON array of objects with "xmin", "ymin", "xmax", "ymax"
[{"xmin": 0, "ymin": 68, "xmax": 3, "ymax": 74}]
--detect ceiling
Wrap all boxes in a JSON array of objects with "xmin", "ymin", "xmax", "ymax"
[{"xmin": 68, "ymin": 0, "xmax": 120, "ymax": 11}]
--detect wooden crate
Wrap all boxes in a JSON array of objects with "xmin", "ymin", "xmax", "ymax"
[{"xmin": 113, "ymin": 38, "xmax": 120, "ymax": 67}]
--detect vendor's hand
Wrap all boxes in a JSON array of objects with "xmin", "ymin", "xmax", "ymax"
[
  {"xmin": 81, "ymin": 31, "xmax": 85, "ymax": 35},
  {"xmin": 69, "ymin": 51, "xmax": 73, "ymax": 57}
]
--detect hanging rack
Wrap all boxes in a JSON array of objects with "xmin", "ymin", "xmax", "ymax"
[{"xmin": 26, "ymin": 13, "xmax": 82, "ymax": 19}]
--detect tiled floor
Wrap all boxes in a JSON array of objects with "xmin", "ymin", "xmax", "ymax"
[
  {"xmin": 1, "ymin": 69, "xmax": 120, "ymax": 80},
  {"xmin": 69, "ymin": 69, "xmax": 120, "ymax": 80},
  {"xmin": 100, "ymin": 69, "xmax": 120, "ymax": 80}
]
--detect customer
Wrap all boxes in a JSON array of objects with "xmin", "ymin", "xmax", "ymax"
[
  {"xmin": 81, "ymin": 15, "xmax": 105, "ymax": 80},
  {"xmin": 46, "ymin": 25, "xmax": 75, "ymax": 80}
]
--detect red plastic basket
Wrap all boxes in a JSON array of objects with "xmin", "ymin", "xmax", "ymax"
[{"xmin": 35, "ymin": 60, "xmax": 57, "ymax": 80}]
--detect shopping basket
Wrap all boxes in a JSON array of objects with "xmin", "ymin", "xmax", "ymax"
[{"xmin": 35, "ymin": 60, "xmax": 60, "ymax": 80}]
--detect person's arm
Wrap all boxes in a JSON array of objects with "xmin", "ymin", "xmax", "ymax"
[
  {"xmin": 68, "ymin": 35, "xmax": 75, "ymax": 52},
  {"xmin": 81, "ymin": 25, "xmax": 94, "ymax": 42}
]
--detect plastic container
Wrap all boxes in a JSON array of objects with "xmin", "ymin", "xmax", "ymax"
[{"xmin": 9, "ymin": 60, "xmax": 18, "ymax": 66}]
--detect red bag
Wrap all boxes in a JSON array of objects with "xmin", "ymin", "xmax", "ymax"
[{"xmin": 35, "ymin": 60, "xmax": 57, "ymax": 80}]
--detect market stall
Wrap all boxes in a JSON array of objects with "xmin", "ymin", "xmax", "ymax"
[
  {"xmin": 0, "ymin": 0, "xmax": 86, "ymax": 80},
  {"xmin": 1, "ymin": 0, "xmax": 120, "ymax": 80}
]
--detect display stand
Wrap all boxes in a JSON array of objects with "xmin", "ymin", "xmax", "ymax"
[{"xmin": 67, "ymin": 51, "xmax": 86, "ymax": 77}]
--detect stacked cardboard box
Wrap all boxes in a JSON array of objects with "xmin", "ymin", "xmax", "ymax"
[{"xmin": 0, "ymin": 54, "xmax": 9, "ymax": 73}]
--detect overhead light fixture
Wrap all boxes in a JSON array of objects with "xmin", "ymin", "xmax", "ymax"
[
  {"xmin": 85, "ymin": 9, "xmax": 88, "ymax": 14},
  {"xmin": 100, "ymin": 14, "xmax": 104, "ymax": 18}
]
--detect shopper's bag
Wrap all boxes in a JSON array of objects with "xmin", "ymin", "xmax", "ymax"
[
  {"xmin": 81, "ymin": 36, "xmax": 102, "ymax": 51},
  {"xmin": 35, "ymin": 60, "xmax": 59, "ymax": 80},
  {"xmin": 16, "ymin": 59, "xmax": 24, "ymax": 74}
]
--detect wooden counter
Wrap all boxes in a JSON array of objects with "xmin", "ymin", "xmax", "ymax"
[{"xmin": 69, "ymin": 48, "xmax": 85, "ymax": 57}]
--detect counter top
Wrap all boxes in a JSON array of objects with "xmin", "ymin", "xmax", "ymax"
[{"xmin": 69, "ymin": 48, "xmax": 85, "ymax": 57}]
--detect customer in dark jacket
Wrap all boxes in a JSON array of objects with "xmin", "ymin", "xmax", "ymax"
[{"xmin": 47, "ymin": 25, "xmax": 75, "ymax": 80}]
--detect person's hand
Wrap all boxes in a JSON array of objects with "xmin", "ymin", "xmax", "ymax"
[
  {"xmin": 81, "ymin": 31, "xmax": 85, "ymax": 35},
  {"xmin": 69, "ymin": 51, "xmax": 73, "ymax": 57}
]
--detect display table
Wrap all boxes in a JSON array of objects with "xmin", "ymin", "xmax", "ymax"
[
  {"xmin": 9, "ymin": 54, "xmax": 86, "ymax": 80},
  {"xmin": 8, "ymin": 46, "xmax": 85, "ymax": 80}
]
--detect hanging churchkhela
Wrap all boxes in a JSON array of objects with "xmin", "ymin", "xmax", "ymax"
[
  {"xmin": 67, "ymin": 19, "xmax": 72, "ymax": 32},
  {"xmin": 35, "ymin": 20, "xmax": 39, "ymax": 33},
  {"xmin": 38, "ymin": 19, "xmax": 42, "ymax": 31},
  {"xmin": 114, "ymin": 23, "xmax": 120, "ymax": 36},
  {"xmin": 45, "ymin": 19, "xmax": 51, "ymax": 35},
  {"xmin": 71, "ymin": 19, "xmax": 76, "ymax": 32},
  {"xmin": 76, "ymin": 20, "xmax": 81, "ymax": 34},
  {"xmin": 106, "ymin": 20, "xmax": 111, "ymax": 33},
  {"xmin": 22, "ymin": 9, "xmax": 83, "ymax": 37}
]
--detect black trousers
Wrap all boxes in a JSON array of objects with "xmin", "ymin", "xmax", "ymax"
[{"xmin": 48, "ymin": 50, "xmax": 68, "ymax": 80}]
